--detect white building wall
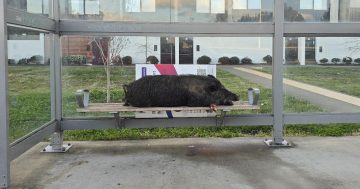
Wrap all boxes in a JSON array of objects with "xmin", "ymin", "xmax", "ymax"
[
  {"xmin": 8, "ymin": 34, "xmax": 45, "ymax": 62},
  {"xmin": 146, "ymin": 37, "xmax": 161, "ymax": 62},
  {"xmin": 120, "ymin": 36, "xmax": 160, "ymax": 64},
  {"xmin": 316, "ymin": 37, "xmax": 360, "ymax": 62},
  {"xmin": 193, "ymin": 37, "xmax": 272, "ymax": 64},
  {"xmin": 298, "ymin": 37, "xmax": 306, "ymax": 65}
]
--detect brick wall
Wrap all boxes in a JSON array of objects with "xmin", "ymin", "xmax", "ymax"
[{"xmin": 61, "ymin": 36, "xmax": 94, "ymax": 63}]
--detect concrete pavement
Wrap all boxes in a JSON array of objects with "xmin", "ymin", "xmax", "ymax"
[
  {"xmin": 219, "ymin": 65, "xmax": 360, "ymax": 113},
  {"xmin": 10, "ymin": 137, "xmax": 360, "ymax": 189}
]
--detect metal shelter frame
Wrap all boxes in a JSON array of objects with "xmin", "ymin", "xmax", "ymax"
[{"xmin": 1, "ymin": 0, "xmax": 360, "ymax": 187}]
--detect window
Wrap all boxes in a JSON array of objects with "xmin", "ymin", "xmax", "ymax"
[
  {"xmin": 314, "ymin": 0, "xmax": 327, "ymax": 10},
  {"xmin": 196, "ymin": 0, "xmax": 210, "ymax": 13},
  {"xmin": 26, "ymin": 0, "xmax": 49, "ymax": 14},
  {"xmin": 71, "ymin": 0, "xmax": 84, "ymax": 14},
  {"xmin": 126, "ymin": 0, "xmax": 156, "ymax": 12},
  {"xmin": 248, "ymin": 0, "xmax": 261, "ymax": 9},
  {"xmin": 233, "ymin": 0, "xmax": 247, "ymax": 9},
  {"xmin": 300, "ymin": 0, "xmax": 327, "ymax": 10},
  {"xmin": 196, "ymin": 0, "xmax": 225, "ymax": 14},
  {"xmin": 233, "ymin": 0, "xmax": 261, "ymax": 10},
  {"xmin": 85, "ymin": 0, "xmax": 100, "ymax": 14},
  {"xmin": 70, "ymin": 0, "xmax": 100, "ymax": 15},
  {"xmin": 300, "ymin": 0, "xmax": 313, "ymax": 9}
]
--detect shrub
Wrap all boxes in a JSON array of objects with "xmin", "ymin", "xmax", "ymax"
[
  {"xmin": 17, "ymin": 58, "xmax": 28, "ymax": 65},
  {"xmin": 331, "ymin": 58, "xmax": 341, "ymax": 64},
  {"xmin": 354, "ymin": 58, "xmax": 360, "ymax": 64},
  {"xmin": 197, "ymin": 55, "xmax": 211, "ymax": 64},
  {"xmin": 241, "ymin": 57, "xmax": 253, "ymax": 64},
  {"xmin": 218, "ymin": 56, "xmax": 231, "ymax": 65},
  {"xmin": 8, "ymin": 59, "xmax": 16, "ymax": 65},
  {"xmin": 319, "ymin": 58, "xmax": 328, "ymax": 64},
  {"xmin": 122, "ymin": 56, "xmax": 132, "ymax": 65},
  {"xmin": 230, "ymin": 56, "xmax": 240, "ymax": 65},
  {"xmin": 62, "ymin": 55, "xmax": 87, "ymax": 65},
  {"xmin": 111, "ymin": 55, "xmax": 122, "ymax": 65},
  {"xmin": 342, "ymin": 57, "xmax": 352, "ymax": 64},
  {"xmin": 147, "ymin": 56, "xmax": 159, "ymax": 64},
  {"xmin": 29, "ymin": 55, "xmax": 43, "ymax": 64},
  {"xmin": 263, "ymin": 55, "xmax": 272, "ymax": 64}
]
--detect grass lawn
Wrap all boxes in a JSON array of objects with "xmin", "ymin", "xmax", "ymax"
[
  {"xmin": 7, "ymin": 65, "xmax": 360, "ymax": 142},
  {"xmin": 253, "ymin": 65, "xmax": 360, "ymax": 97}
]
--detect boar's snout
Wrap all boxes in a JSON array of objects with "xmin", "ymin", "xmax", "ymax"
[
  {"xmin": 223, "ymin": 89, "xmax": 239, "ymax": 101},
  {"xmin": 214, "ymin": 88, "xmax": 239, "ymax": 105}
]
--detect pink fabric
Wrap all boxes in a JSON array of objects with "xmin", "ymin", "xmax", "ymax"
[{"xmin": 154, "ymin": 64, "xmax": 178, "ymax": 75}]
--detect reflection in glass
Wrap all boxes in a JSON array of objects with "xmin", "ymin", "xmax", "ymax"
[
  {"xmin": 126, "ymin": 0, "xmax": 141, "ymax": 12},
  {"xmin": 196, "ymin": 0, "xmax": 210, "ymax": 13},
  {"xmin": 7, "ymin": 26, "xmax": 51, "ymax": 142},
  {"xmin": 283, "ymin": 37, "xmax": 360, "ymax": 113},
  {"xmin": 248, "ymin": 0, "xmax": 261, "ymax": 9},
  {"xmin": 285, "ymin": 0, "xmax": 360, "ymax": 22},
  {"xmin": 300, "ymin": 0, "xmax": 313, "ymax": 10},
  {"xmin": 7, "ymin": 0, "xmax": 51, "ymax": 17},
  {"xmin": 61, "ymin": 0, "xmax": 167, "ymax": 21},
  {"xmin": 211, "ymin": 0, "xmax": 225, "ymax": 14},
  {"xmin": 174, "ymin": 0, "xmax": 273, "ymax": 22},
  {"xmin": 85, "ymin": 0, "xmax": 100, "ymax": 14},
  {"xmin": 60, "ymin": 0, "xmax": 273, "ymax": 22},
  {"xmin": 142, "ymin": 0, "xmax": 156, "ymax": 12},
  {"xmin": 314, "ymin": 0, "xmax": 327, "ymax": 10},
  {"xmin": 233, "ymin": 0, "xmax": 247, "ymax": 9},
  {"xmin": 70, "ymin": 0, "xmax": 84, "ymax": 14}
]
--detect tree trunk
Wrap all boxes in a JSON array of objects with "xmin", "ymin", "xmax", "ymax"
[{"xmin": 106, "ymin": 64, "xmax": 111, "ymax": 103}]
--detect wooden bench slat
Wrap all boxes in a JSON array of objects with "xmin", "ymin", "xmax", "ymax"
[{"xmin": 77, "ymin": 101, "xmax": 259, "ymax": 113}]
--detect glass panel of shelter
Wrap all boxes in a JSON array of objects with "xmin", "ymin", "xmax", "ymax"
[
  {"xmin": 283, "ymin": 36, "xmax": 360, "ymax": 113},
  {"xmin": 7, "ymin": 26, "xmax": 52, "ymax": 142},
  {"xmin": 60, "ymin": 35, "xmax": 274, "ymax": 118}
]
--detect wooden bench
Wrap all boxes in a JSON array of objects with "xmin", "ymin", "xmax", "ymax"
[
  {"xmin": 77, "ymin": 101, "xmax": 259, "ymax": 114},
  {"xmin": 77, "ymin": 101, "xmax": 259, "ymax": 126}
]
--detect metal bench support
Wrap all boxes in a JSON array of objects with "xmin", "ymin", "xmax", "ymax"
[{"xmin": 41, "ymin": 132, "xmax": 72, "ymax": 153}]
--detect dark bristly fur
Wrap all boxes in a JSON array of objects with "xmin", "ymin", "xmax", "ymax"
[{"xmin": 123, "ymin": 75, "xmax": 239, "ymax": 107}]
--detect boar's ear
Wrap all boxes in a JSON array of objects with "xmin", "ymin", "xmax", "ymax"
[{"xmin": 207, "ymin": 75, "xmax": 215, "ymax": 79}]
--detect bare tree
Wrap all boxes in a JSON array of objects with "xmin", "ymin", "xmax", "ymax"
[
  {"xmin": 346, "ymin": 38, "xmax": 360, "ymax": 55},
  {"xmin": 135, "ymin": 38, "xmax": 156, "ymax": 63},
  {"xmin": 90, "ymin": 36, "xmax": 130, "ymax": 102}
]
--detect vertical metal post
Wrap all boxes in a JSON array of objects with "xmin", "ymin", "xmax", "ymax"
[
  {"xmin": 50, "ymin": 33, "xmax": 56, "ymax": 120},
  {"xmin": 51, "ymin": 0, "xmax": 61, "ymax": 124},
  {"xmin": 42, "ymin": 0, "xmax": 72, "ymax": 153},
  {"xmin": 0, "ymin": 0, "xmax": 10, "ymax": 187},
  {"xmin": 264, "ymin": 0, "xmax": 290, "ymax": 147}
]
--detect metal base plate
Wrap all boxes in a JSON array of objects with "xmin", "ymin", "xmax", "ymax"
[
  {"xmin": 264, "ymin": 139, "xmax": 292, "ymax": 147},
  {"xmin": 41, "ymin": 143, "xmax": 72, "ymax": 153}
]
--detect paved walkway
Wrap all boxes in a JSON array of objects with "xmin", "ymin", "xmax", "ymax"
[
  {"xmin": 10, "ymin": 137, "xmax": 360, "ymax": 189},
  {"xmin": 220, "ymin": 66, "xmax": 360, "ymax": 113}
]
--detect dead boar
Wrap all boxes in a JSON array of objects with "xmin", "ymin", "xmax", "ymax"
[{"xmin": 123, "ymin": 75, "xmax": 239, "ymax": 107}]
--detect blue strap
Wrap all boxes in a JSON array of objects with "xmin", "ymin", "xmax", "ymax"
[{"xmin": 166, "ymin": 111, "xmax": 173, "ymax": 118}]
